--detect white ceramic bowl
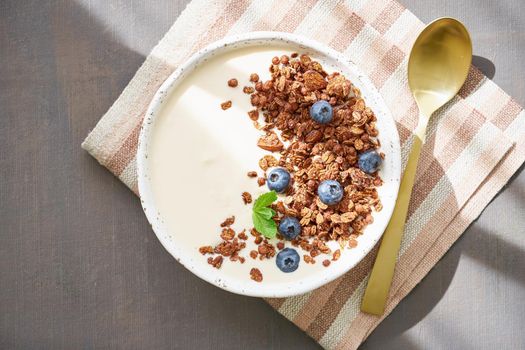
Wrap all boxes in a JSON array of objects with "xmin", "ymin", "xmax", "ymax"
[{"xmin": 137, "ymin": 32, "xmax": 401, "ymax": 297}]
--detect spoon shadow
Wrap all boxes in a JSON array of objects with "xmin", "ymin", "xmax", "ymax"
[{"xmin": 472, "ymin": 55, "xmax": 495, "ymax": 80}]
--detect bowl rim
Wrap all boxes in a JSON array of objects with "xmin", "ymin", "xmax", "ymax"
[{"xmin": 137, "ymin": 31, "xmax": 401, "ymax": 297}]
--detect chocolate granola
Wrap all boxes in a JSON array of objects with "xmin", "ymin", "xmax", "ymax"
[
  {"xmin": 250, "ymin": 268, "xmax": 263, "ymax": 282},
  {"xmin": 248, "ymin": 54, "xmax": 382, "ymax": 250}
]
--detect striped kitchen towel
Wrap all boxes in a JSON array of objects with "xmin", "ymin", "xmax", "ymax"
[{"xmin": 81, "ymin": 0, "xmax": 525, "ymax": 348}]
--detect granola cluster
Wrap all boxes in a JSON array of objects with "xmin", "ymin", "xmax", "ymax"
[
  {"xmin": 248, "ymin": 54, "xmax": 382, "ymax": 251},
  {"xmin": 199, "ymin": 216, "xmax": 247, "ymax": 267},
  {"xmin": 200, "ymin": 216, "xmax": 285, "ymax": 281},
  {"xmin": 248, "ymin": 228, "xmax": 277, "ymax": 260},
  {"xmin": 250, "ymin": 268, "xmax": 263, "ymax": 282}
]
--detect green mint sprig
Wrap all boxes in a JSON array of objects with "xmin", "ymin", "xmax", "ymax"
[{"xmin": 252, "ymin": 191, "xmax": 278, "ymax": 238}]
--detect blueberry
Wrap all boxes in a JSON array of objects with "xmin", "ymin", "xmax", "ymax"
[
  {"xmin": 278, "ymin": 216, "xmax": 301, "ymax": 240},
  {"xmin": 267, "ymin": 168, "xmax": 291, "ymax": 193},
  {"xmin": 358, "ymin": 150, "xmax": 382, "ymax": 174},
  {"xmin": 276, "ymin": 248, "xmax": 300, "ymax": 273},
  {"xmin": 317, "ymin": 179, "xmax": 344, "ymax": 205},
  {"xmin": 309, "ymin": 100, "xmax": 333, "ymax": 124}
]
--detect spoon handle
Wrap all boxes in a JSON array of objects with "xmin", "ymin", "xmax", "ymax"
[{"xmin": 360, "ymin": 116, "xmax": 428, "ymax": 315}]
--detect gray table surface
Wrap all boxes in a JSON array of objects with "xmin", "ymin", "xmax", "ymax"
[{"xmin": 1, "ymin": 0, "xmax": 524, "ymax": 349}]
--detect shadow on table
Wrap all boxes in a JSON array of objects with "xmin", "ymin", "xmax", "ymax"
[
  {"xmin": 487, "ymin": 161, "xmax": 525, "ymax": 210},
  {"xmin": 463, "ymin": 225, "xmax": 525, "ymax": 287},
  {"xmin": 361, "ymin": 234, "xmax": 461, "ymax": 350},
  {"xmin": 362, "ymin": 216, "xmax": 525, "ymax": 350},
  {"xmin": 363, "ymin": 171, "xmax": 525, "ymax": 349},
  {"xmin": 0, "ymin": 0, "xmax": 165, "ymax": 348},
  {"xmin": 472, "ymin": 55, "xmax": 496, "ymax": 80}
]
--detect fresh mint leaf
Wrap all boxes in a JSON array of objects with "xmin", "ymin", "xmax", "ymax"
[
  {"xmin": 253, "ymin": 191, "xmax": 277, "ymax": 210},
  {"xmin": 252, "ymin": 211, "xmax": 277, "ymax": 238},
  {"xmin": 252, "ymin": 191, "xmax": 278, "ymax": 238},
  {"xmin": 256, "ymin": 207, "xmax": 276, "ymax": 220}
]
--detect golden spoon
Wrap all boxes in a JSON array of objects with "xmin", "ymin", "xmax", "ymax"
[{"xmin": 361, "ymin": 17, "xmax": 472, "ymax": 315}]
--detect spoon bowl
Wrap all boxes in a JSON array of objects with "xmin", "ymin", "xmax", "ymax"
[{"xmin": 408, "ymin": 18, "xmax": 473, "ymax": 116}]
